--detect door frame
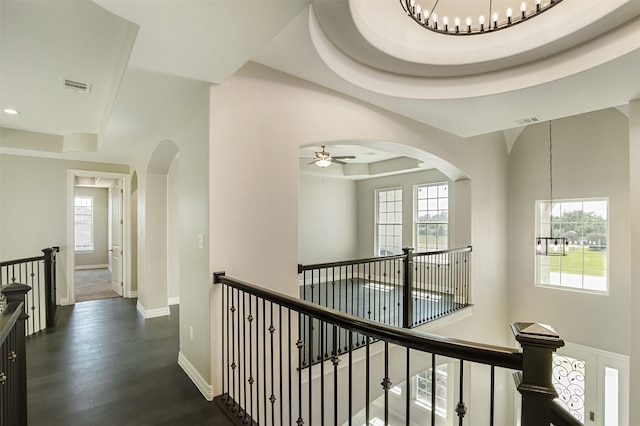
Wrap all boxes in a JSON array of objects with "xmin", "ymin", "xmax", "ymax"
[{"xmin": 66, "ymin": 169, "xmax": 131, "ymax": 304}]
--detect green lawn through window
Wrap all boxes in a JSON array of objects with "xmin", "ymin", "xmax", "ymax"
[{"xmin": 548, "ymin": 246, "xmax": 607, "ymax": 277}]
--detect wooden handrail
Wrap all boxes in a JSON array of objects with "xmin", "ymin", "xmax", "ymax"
[
  {"xmin": 297, "ymin": 245, "xmax": 472, "ymax": 272},
  {"xmin": 214, "ymin": 271, "xmax": 522, "ymax": 370}
]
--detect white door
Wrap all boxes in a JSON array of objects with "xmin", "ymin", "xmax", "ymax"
[{"xmin": 111, "ymin": 180, "xmax": 123, "ymax": 296}]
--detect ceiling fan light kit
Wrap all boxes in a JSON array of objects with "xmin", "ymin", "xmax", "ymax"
[{"xmin": 309, "ymin": 145, "xmax": 356, "ymax": 168}]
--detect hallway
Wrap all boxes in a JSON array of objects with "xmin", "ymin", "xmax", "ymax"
[{"xmin": 26, "ymin": 298, "xmax": 233, "ymax": 426}]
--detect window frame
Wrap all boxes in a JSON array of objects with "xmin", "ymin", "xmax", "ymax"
[
  {"xmin": 534, "ymin": 197, "xmax": 609, "ymax": 294},
  {"xmin": 414, "ymin": 363, "xmax": 450, "ymax": 419},
  {"xmin": 74, "ymin": 195, "xmax": 94, "ymax": 252},
  {"xmin": 375, "ymin": 187, "xmax": 403, "ymax": 257},
  {"xmin": 414, "ymin": 182, "xmax": 449, "ymax": 252}
]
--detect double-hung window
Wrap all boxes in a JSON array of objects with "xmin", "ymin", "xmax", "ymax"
[
  {"xmin": 535, "ymin": 198, "xmax": 608, "ymax": 293},
  {"xmin": 375, "ymin": 188, "xmax": 402, "ymax": 256},
  {"xmin": 415, "ymin": 183, "xmax": 448, "ymax": 252},
  {"xmin": 415, "ymin": 364, "xmax": 449, "ymax": 418},
  {"xmin": 74, "ymin": 196, "xmax": 94, "ymax": 251}
]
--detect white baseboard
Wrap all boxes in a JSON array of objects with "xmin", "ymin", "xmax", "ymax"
[
  {"xmin": 136, "ymin": 301, "xmax": 170, "ymax": 319},
  {"xmin": 168, "ymin": 297, "xmax": 180, "ymax": 305},
  {"xmin": 60, "ymin": 298, "xmax": 71, "ymax": 306},
  {"xmin": 178, "ymin": 351, "xmax": 213, "ymax": 401},
  {"xmin": 75, "ymin": 264, "xmax": 109, "ymax": 271},
  {"xmin": 128, "ymin": 291, "xmax": 138, "ymax": 298}
]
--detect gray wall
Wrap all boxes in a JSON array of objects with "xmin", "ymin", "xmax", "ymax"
[
  {"xmin": 74, "ymin": 186, "xmax": 109, "ymax": 268},
  {"xmin": 299, "ymin": 174, "xmax": 357, "ymax": 264}
]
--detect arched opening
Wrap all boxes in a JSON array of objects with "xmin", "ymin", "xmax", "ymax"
[
  {"xmin": 298, "ymin": 140, "xmax": 470, "ymax": 265},
  {"xmin": 138, "ymin": 139, "xmax": 179, "ymax": 318}
]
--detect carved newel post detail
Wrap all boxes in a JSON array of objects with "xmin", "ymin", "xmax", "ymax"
[{"xmin": 511, "ymin": 322, "xmax": 565, "ymax": 426}]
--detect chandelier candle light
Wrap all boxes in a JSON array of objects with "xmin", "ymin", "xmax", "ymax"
[
  {"xmin": 400, "ymin": 0, "xmax": 563, "ymax": 35},
  {"xmin": 536, "ymin": 121, "xmax": 569, "ymax": 256}
]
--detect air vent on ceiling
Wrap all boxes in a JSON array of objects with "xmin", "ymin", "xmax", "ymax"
[
  {"xmin": 63, "ymin": 79, "xmax": 92, "ymax": 93},
  {"xmin": 514, "ymin": 117, "xmax": 540, "ymax": 125}
]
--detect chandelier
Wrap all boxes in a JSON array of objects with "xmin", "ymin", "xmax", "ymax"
[
  {"xmin": 536, "ymin": 121, "xmax": 568, "ymax": 256},
  {"xmin": 400, "ymin": 0, "xmax": 563, "ymax": 35}
]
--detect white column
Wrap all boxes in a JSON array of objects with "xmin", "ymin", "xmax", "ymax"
[{"xmin": 629, "ymin": 99, "xmax": 640, "ymax": 425}]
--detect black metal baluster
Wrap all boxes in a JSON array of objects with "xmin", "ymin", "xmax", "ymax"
[
  {"xmin": 308, "ymin": 313, "xmax": 313, "ymax": 426},
  {"xmin": 297, "ymin": 310, "xmax": 303, "ymax": 426},
  {"xmin": 320, "ymin": 319, "xmax": 325, "ymax": 426},
  {"xmin": 348, "ymin": 330, "xmax": 353, "ymax": 425},
  {"xmin": 332, "ymin": 324, "xmax": 339, "ymax": 426},
  {"xmin": 242, "ymin": 291, "xmax": 248, "ymax": 421},
  {"xmin": 456, "ymin": 360, "xmax": 467, "ymax": 426},
  {"xmin": 405, "ymin": 348, "xmax": 410, "ymax": 426},
  {"xmin": 221, "ymin": 281, "xmax": 226, "ymax": 404},
  {"xmin": 382, "ymin": 342, "xmax": 391, "ymax": 425},
  {"xmin": 255, "ymin": 296, "xmax": 260, "ymax": 425},
  {"xmin": 490, "ymin": 364, "xmax": 495, "ymax": 426},
  {"xmin": 431, "ymin": 353, "xmax": 436, "ymax": 425},
  {"xmin": 232, "ymin": 288, "xmax": 238, "ymax": 411},
  {"xmin": 365, "ymin": 336, "xmax": 370, "ymax": 426},
  {"xmin": 258, "ymin": 299, "xmax": 273, "ymax": 424},
  {"xmin": 288, "ymin": 308, "xmax": 292, "ymax": 426}
]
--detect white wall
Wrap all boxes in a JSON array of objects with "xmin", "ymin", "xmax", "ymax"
[
  {"xmin": 0, "ymin": 154, "xmax": 128, "ymax": 302},
  {"xmin": 209, "ymin": 62, "xmax": 511, "ymax": 422},
  {"xmin": 74, "ymin": 186, "xmax": 109, "ymax": 267},
  {"xmin": 167, "ymin": 156, "xmax": 180, "ymax": 303},
  {"xmin": 507, "ymin": 110, "xmax": 630, "ymax": 356},
  {"xmin": 299, "ymin": 173, "xmax": 357, "ymax": 264}
]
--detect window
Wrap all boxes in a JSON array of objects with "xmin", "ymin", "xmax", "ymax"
[
  {"xmin": 415, "ymin": 364, "xmax": 448, "ymax": 418},
  {"xmin": 550, "ymin": 343, "xmax": 629, "ymax": 425},
  {"xmin": 376, "ymin": 188, "xmax": 402, "ymax": 256},
  {"xmin": 74, "ymin": 196, "xmax": 93, "ymax": 251},
  {"xmin": 536, "ymin": 198, "xmax": 608, "ymax": 293},
  {"xmin": 415, "ymin": 183, "xmax": 448, "ymax": 251}
]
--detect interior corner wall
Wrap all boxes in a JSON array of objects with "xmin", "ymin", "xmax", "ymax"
[
  {"xmin": 74, "ymin": 186, "xmax": 109, "ymax": 267},
  {"xmin": 506, "ymin": 109, "xmax": 630, "ymax": 355},
  {"xmin": 628, "ymin": 99, "xmax": 640, "ymax": 424},
  {"xmin": 0, "ymin": 154, "xmax": 128, "ymax": 302},
  {"xmin": 298, "ymin": 174, "xmax": 357, "ymax": 264}
]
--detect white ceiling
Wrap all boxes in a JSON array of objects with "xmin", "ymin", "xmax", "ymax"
[{"xmin": 1, "ymin": 0, "xmax": 639, "ymax": 167}]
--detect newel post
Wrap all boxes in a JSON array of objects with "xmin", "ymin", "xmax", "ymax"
[
  {"xmin": 1, "ymin": 283, "xmax": 32, "ymax": 426},
  {"xmin": 511, "ymin": 322, "xmax": 564, "ymax": 426},
  {"xmin": 42, "ymin": 247, "xmax": 58, "ymax": 328},
  {"xmin": 402, "ymin": 247, "xmax": 414, "ymax": 328}
]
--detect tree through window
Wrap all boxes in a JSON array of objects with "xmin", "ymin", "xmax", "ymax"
[
  {"xmin": 536, "ymin": 198, "xmax": 608, "ymax": 292},
  {"xmin": 415, "ymin": 183, "xmax": 448, "ymax": 251}
]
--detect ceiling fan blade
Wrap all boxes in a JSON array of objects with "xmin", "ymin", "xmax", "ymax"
[
  {"xmin": 332, "ymin": 159, "xmax": 347, "ymax": 165},
  {"xmin": 332, "ymin": 155, "xmax": 356, "ymax": 160}
]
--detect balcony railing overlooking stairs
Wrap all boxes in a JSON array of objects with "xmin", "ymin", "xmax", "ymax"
[
  {"xmin": 298, "ymin": 247, "xmax": 471, "ymax": 367},
  {"xmin": 213, "ymin": 272, "xmax": 582, "ymax": 426},
  {"xmin": 0, "ymin": 247, "xmax": 59, "ymax": 336}
]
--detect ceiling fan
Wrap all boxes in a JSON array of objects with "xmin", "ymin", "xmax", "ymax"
[{"xmin": 306, "ymin": 145, "xmax": 356, "ymax": 168}]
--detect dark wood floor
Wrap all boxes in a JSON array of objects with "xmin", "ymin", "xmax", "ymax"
[{"xmin": 26, "ymin": 298, "xmax": 234, "ymax": 426}]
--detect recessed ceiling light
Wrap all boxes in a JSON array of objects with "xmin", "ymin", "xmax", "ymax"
[{"xmin": 3, "ymin": 108, "xmax": 20, "ymax": 115}]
